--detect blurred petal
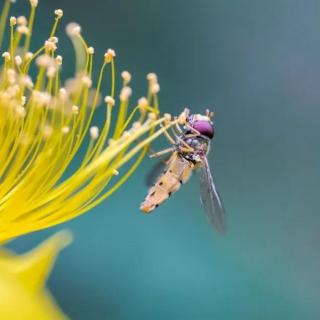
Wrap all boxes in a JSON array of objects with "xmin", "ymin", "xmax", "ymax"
[{"xmin": 0, "ymin": 231, "xmax": 71, "ymax": 319}]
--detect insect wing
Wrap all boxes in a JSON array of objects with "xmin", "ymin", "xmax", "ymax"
[
  {"xmin": 145, "ymin": 160, "xmax": 167, "ymax": 187},
  {"xmin": 199, "ymin": 157, "xmax": 226, "ymax": 233}
]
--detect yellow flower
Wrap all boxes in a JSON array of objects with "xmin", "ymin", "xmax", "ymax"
[
  {"xmin": 0, "ymin": 0, "xmax": 179, "ymax": 242},
  {"xmin": 0, "ymin": 231, "xmax": 72, "ymax": 319}
]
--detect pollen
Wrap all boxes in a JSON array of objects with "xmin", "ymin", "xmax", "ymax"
[
  {"xmin": 87, "ymin": 46, "xmax": 94, "ymax": 54},
  {"xmin": 164, "ymin": 113, "xmax": 172, "ymax": 125},
  {"xmin": 119, "ymin": 86, "xmax": 132, "ymax": 101},
  {"xmin": 104, "ymin": 95, "xmax": 115, "ymax": 106},
  {"xmin": 81, "ymin": 75, "xmax": 92, "ymax": 87},
  {"xmin": 14, "ymin": 55, "xmax": 22, "ymax": 66},
  {"xmin": 90, "ymin": 126, "xmax": 99, "ymax": 139},
  {"xmin": 44, "ymin": 39, "xmax": 57, "ymax": 51},
  {"xmin": 150, "ymin": 82, "xmax": 160, "ymax": 94},
  {"xmin": 29, "ymin": 0, "xmax": 38, "ymax": 7},
  {"xmin": 72, "ymin": 105, "xmax": 79, "ymax": 114},
  {"xmin": 66, "ymin": 22, "xmax": 81, "ymax": 37},
  {"xmin": 17, "ymin": 25, "xmax": 29, "ymax": 34},
  {"xmin": 55, "ymin": 55, "xmax": 63, "ymax": 65},
  {"xmin": 54, "ymin": 9, "xmax": 63, "ymax": 18},
  {"xmin": 138, "ymin": 97, "xmax": 148, "ymax": 110},
  {"xmin": 2, "ymin": 52, "xmax": 11, "ymax": 61},
  {"xmin": 147, "ymin": 72, "xmax": 158, "ymax": 83},
  {"xmin": 121, "ymin": 70, "xmax": 131, "ymax": 84},
  {"xmin": 104, "ymin": 48, "xmax": 116, "ymax": 63},
  {"xmin": 17, "ymin": 15, "xmax": 27, "ymax": 25},
  {"xmin": 24, "ymin": 51, "xmax": 33, "ymax": 60},
  {"xmin": 9, "ymin": 16, "xmax": 17, "ymax": 26}
]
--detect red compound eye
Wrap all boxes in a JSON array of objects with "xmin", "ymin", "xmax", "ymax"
[{"xmin": 193, "ymin": 120, "xmax": 214, "ymax": 139}]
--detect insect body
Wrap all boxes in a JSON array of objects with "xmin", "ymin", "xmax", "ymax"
[{"xmin": 140, "ymin": 109, "xmax": 226, "ymax": 233}]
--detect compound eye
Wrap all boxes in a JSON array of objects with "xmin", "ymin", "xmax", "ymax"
[{"xmin": 193, "ymin": 121, "xmax": 214, "ymax": 139}]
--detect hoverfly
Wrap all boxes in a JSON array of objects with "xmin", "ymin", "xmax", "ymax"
[{"xmin": 140, "ymin": 109, "xmax": 226, "ymax": 233}]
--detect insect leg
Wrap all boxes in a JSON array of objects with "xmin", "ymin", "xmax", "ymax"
[
  {"xmin": 175, "ymin": 122, "xmax": 184, "ymax": 134},
  {"xmin": 149, "ymin": 147, "xmax": 175, "ymax": 158},
  {"xmin": 184, "ymin": 123, "xmax": 201, "ymax": 136},
  {"xmin": 159, "ymin": 123, "xmax": 176, "ymax": 144},
  {"xmin": 179, "ymin": 146, "xmax": 194, "ymax": 153}
]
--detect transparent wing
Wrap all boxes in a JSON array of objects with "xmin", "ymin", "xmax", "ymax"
[
  {"xmin": 145, "ymin": 160, "xmax": 166, "ymax": 186},
  {"xmin": 199, "ymin": 157, "xmax": 226, "ymax": 233}
]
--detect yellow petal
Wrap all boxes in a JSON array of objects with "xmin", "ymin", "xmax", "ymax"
[
  {"xmin": 0, "ymin": 231, "xmax": 72, "ymax": 319},
  {"xmin": 0, "ymin": 230, "xmax": 72, "ymax": 292},
  {"xmin": 0, "ymin": 273, "xmax": 67, "ymax": 320}
]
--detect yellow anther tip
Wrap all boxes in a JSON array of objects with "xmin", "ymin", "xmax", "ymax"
[
  {"xmin": 2, "ymin": 52, "xmax": 11, "ymax": 60},
  {"xmin": 138, "ymin": 97, "xmax": 148, "ymax": 109},
  {"xmin": 148, "ymin": 112, "xmax": 157, "ymax": 121},
  {"xmin": 66, "ymin": 22, "xmax": 81, "ymax": 37},
  {"xmin": 150, "ymin": 83, "xmax": 160, "ymax": 94},
  {"xmin": 90, "ymin": 126, "xmax": 99, "ymax": 140},
  {"xmin": 121, "ymin": 70, "xmax": 131, "ymax": 84},
  {"xmin": 54, "ymin": 9, "xmax": 63, "ymax": 18},
  {"xmin": 104, "ymin": 49, "xmax": 116, "ymax": 63},
  {"xmin": 71, "ymin": 105, "xmax": 79, "ymax": 115},
  {"xmin": 119, "ymin": 86, "xmax": 132, "ymax": 102},
  {"xmin": 104, "ymin": 96, "xmax": 115, "ymax": 106},
  {"xmin": 29, "ymin": 0, "xmax": 38, "ymax": 7},
  {"xmin": 87, "ymin": 47, "xmax": 94, "ymax": 54},
  {"xmin": 17, "ymin": 16, "xmax": 28, "ymax": 26},
  {"xmin": 147, "ymin": 72, "xmax": 158, "ymax": 83},
  {"xmin": 10, "ymin": 16, "xmax": 17, "ymax": 26}
]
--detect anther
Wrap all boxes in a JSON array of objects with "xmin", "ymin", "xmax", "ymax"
[
  {"xmin": 119, "ymin": 86, "xmax": 132, "ymax": 102},
  {"xmin": 14, "ymin": 55, "xmax": 22, "ymax": 66},
  {"xmin": 147, "ymin": 73, "xmax": 157, "ymax": 83},
  {"xmin": 10, "ymin": 16, "xmax": 17, "ymax": 26},
  {"xmin": 54, "ymin": 9, "xmax": 63, "ymax": 18},
  {"xmin": 44, "ymin": 40, "xmax": 57, "ymax": 52},
  {"xmin": 87, "ymin": 47, "xmax": 94, "ymax": 55},
  {"xmin": 148, "ymin": 112, "xmax": 157, "ymax": 120},
  {"xmin": 90, "ymin": 126, "xmax": 99, "ymax": 140},
  {"xmin": 121, "ymin": 70, "xmax": 131, "ymax": 84},
  {"xmin": 138, "ymin": 97, "xmax": 148, "ymax": 111},
  {"xmin": 17, "ymin": 16, "xmax": 27, "ymax": 26},
  {"xmin": 164, "ymin": 113, "xmax": 172, "ymax": 125},
  {"xmin": 72, "ymin": 105, "xmax": 79, "ymax": 115},
  {"xmin": 55, "ymin": 55, "xmax": 63, "ymax": 65},
  {"xmin": 17, "ymin": 25, "xmax": 29, "ymax": 34},
  {"xmin": 46, "ymin": 66, "xmax": 57, "ymax": 78},
  {"xmin": 150, "ymin": 83, "xmax": 160, "ymax": 94},
  {"xmin": 81, "ymin": 76, "xmax": 92, "ymax": 88},
  {"xmin": 104, "ymin": 49, "xmax": 116, "ymax": 63},
  {"xmin": 24, "ymin": 52, "xmax": 33, "ymax": 60},
  {"xmin": 29, "ymin": 0, "xmax": 39, "ymax": 8},
  {"xmin": 104, "ymin": 96, "xmax": 115, "ymax": 107},
  {"xmin": 66, "ymin": 22, "xmax": 81, "ymax": 37},
  {"xmin": 2, "ymin": 52, "xmax": 11, "ymax": 61}
]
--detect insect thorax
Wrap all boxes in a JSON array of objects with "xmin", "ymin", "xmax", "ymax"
[{"xmin": 177, "ymin": 135, "xmax": 210, "ymax": 163}]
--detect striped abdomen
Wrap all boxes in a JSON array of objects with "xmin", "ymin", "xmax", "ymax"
[{"xmin": 140, "ymin": 152, "xmax": 194, "ymax": 213}]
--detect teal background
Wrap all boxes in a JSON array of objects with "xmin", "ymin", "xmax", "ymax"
[{"xmin": 9, "ymin": 0, "xmax": 320, "ymax": 319}]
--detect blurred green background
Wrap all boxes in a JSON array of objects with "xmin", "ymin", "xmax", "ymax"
[{"xmin": 9, "ymin": 0, "xmax": 320, "ymax": 319}]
